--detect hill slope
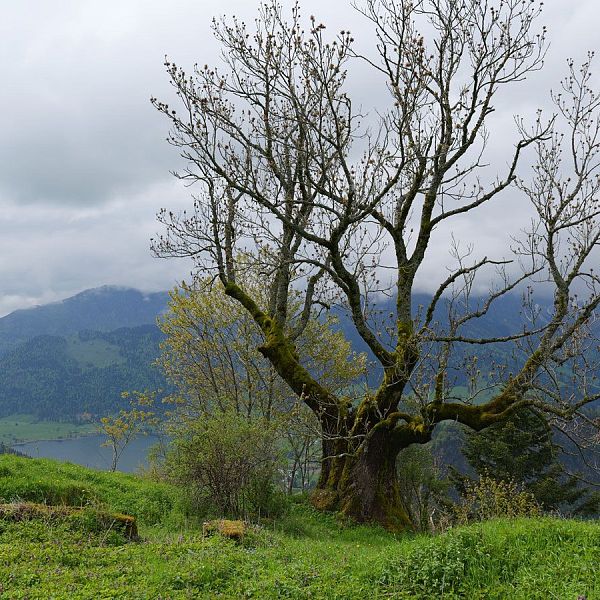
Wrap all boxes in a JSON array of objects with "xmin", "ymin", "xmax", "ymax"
[
  {"xmin": 0, "ymin": 325, "xmax": 167, "ymax": 419},
  {"xmin": 0, "ymin": 286, "xmax": 170, "ymax": 419},
  {"xmin": 0, "ymin": 286, "xmax": 168, "ymax": 356},
  {"xmin": 0, "ymin": 456, "xmax": 598, "ymax": 599}
]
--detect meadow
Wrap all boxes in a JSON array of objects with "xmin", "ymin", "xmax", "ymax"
[
  {"xmin": 0, "ymin": 455, "xmax": 598, "ymax": 599},
  {"xmin": 0, "ymin": 415, "xmax": 94, "ymax": 445}
]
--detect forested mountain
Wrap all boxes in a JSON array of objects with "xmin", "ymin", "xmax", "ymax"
[
  {"xmin": 333, "ymin": 291, "xmax": 557, "ymax": 388},
  {"xmin": 0, "ymin": 286, "xmax": 168, "ymax": 356},
  {"xmin": 0, "ymin": 285, "xmax": 593, "ymax": 422},
  {"xmin": 333, "ymin": 291, "xmax": 535, "ymax": 356},
  {"xmin": 0, "ymin": 286, "xmax": 171, "ymax": 419},
  {"xmin": 0, "ymin": 326, "xmax": 167, "ymax": 420}
]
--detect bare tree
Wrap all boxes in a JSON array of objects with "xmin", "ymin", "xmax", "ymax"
[{"xmin": 151, "ymin": 0, "xmax": 600, "ymax": 530}]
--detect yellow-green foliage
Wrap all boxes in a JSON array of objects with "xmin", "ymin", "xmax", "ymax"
[
  {"xmin": 158, "ymin": 277, "xmax": 365, "ymax": 420},
  {"xmin": 455, "ymin": 474, "xmax": 541, "ymax": 524},
  {"xmin": 202, "ymin": 519, "xmax": 246, "ymax": 540},
  {"xmin": 98, "ymin": 390, "xmax": 159, "ymax": 471}
]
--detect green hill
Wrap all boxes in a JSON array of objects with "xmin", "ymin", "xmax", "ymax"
[
  {"xmin": 0, "ymin": 286, "xmax": 170, "ymax": 421},
  {"xmin": 0, "ymin": 325, "xmax": 168, "ymax": 420},
  {"xmin": 0, "ymin": 455, "xmax": 598, "ymax": 599}
]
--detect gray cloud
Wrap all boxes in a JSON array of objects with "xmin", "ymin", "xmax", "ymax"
[{"xmin": 1, "ymin": 0, "xmax": 599, "ymax": 316}]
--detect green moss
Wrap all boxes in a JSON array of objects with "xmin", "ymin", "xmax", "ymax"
[{"xmin": 0, "ymin": 502, "xmax": 138, "ymax": 539}]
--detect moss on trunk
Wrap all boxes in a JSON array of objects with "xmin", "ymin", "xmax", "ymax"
[{"xmin": 311, "ymin": 426, "xmax": 413, "ymax": 532}]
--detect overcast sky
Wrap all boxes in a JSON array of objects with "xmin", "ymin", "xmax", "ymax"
[{"xmin": 1, "ymin": 0, "xmax": 598, "ymax": 317}]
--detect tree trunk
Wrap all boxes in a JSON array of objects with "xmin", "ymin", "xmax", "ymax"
[
  {"xmin": 311, "ymin": 426, "xmax": 413, "ymax": 532},
  {"xmin": 110, "ymin": 445, "xmax": 118, "ymax": 472}
]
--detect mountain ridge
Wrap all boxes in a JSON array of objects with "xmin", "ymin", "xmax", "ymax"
[
  {"xmin": 0, "ymin": 286, "xmax": 169, "ymax": 357},
  {"xmin": 0, "ymin": 284, "xmax": 580, "ymax": 420}
]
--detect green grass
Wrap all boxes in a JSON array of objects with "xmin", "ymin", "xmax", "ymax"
[
  {"xmin": 0, "ymin": 455, "xmax": 598, "ymax": 599},
  {"xmin": 0, "ymin": 455, "xmax": 180, "ymax": 526},
  {"xmin": 0, "ymin": 414, "xmax": 95, "ymax": 444}
]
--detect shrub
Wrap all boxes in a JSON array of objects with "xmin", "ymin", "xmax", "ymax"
[
  {"xmin": 160, "ymin": 411, "xmax": 287, "ymax": 520},
  {"xmin": 454, "ymin": 473, "xmax": 541, "ymax": 524}
]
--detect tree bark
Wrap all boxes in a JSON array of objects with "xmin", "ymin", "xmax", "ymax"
[{"xmin": 312, "ymin": 422, "xmax": 414, "ymax": 531}]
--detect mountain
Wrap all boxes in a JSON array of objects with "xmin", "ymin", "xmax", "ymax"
[
  {"xmin": 335, "ymin": 291, "xmax": 531, "ymax": 339},
  {"xmin": 0, "ymin": 284, "xmax": 594, "ymax": 421},
  {"xmin": 0, "ymin": 286, "xmax": 171, "ymax": 420},
  {"xmin": 0, "ymin": 286, "xmax": 169, "ymax": 357},
  {"xmin": 0, "ymin": 326, "xmax": 168, "ymax": 420},
  {"xmin": 333, "ymin": 291, "xmax": 552, "ymax": 387}
]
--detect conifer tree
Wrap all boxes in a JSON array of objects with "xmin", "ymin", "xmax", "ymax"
[{"xmin": 455, "ymin": 409, "xmax": 599, "ymax": 515}]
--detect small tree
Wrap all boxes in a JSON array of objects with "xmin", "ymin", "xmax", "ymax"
[
  {"xmin": 98, "ymin": 391, "xmax": 158, "ymax": 472},
  {"xmin": 280, "ymin": 402, "xmax": 323, "ymax": 493},
  {"xmin": 157, "ymin": 275, "xmax": 366, "ymax": 491},
  {"xmin": 454, "ymin": 474, "xmax": 541, "ymax": 524},
  {"xmin": 396, "ymin": 444, "xmax": 452, "ymax": 532}
]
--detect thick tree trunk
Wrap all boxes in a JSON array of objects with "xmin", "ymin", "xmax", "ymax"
[{"xmin": 311, "ymin": 427, "xmax": 413, "ymax": 531}]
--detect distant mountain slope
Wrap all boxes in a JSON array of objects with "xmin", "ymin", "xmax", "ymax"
[
  {"xmin": 0, "ymin": 284, "xmax": 591, "ymax": 421},
  {"xmin": 0, "ymin": 286, "xmax": 169, "ymax": 356},
  {"xmin": 332, "ymin": 292, "xmax": 534, "ymax": 356},
  {"xmin": 0, "ymin": 325, "xmax": 168, "ymax": 420},
  {"xmin": 333, "ymin": 292, "xmax": 553, "ymax": 387}
]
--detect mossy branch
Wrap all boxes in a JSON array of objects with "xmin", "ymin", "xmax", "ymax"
[{"xmin": 224, "ymin": 281, "xmax": 341, "ymax": 418}]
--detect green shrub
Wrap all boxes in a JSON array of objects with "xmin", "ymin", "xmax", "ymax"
[
  {"xmin": 159, "ymin": 411, "xmax": 288, "ymax": 520},
  {"xmin": 373, "ymin": 518, "xmax": 599, "ymax": 599}
]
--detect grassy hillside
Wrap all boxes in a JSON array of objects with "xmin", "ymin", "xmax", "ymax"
[
  {"xmin": 0, "ymin": 456, "xmax": 598, "ymax": 599},
  {"xmin": 0, "ymin": 455, "xmax": 178, "ymax": 525},
  {"xmin": 0, "ymin": 326, "xmax": 168, "ymax": 419}
]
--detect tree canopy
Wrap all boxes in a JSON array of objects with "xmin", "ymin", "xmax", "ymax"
[{"xmin": 152, "ymin": 0, "xmax": 600, "ymax": 529}]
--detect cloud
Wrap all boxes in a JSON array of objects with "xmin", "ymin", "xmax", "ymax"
[
  {"xmin": 1, "ymin": 0, "xmax": 599, "ymax": 316},
  {"xmin": 0, "ymin": 180, "xmax": 191, "ymax": 316}
]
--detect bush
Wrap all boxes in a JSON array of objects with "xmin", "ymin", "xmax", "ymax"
[
  {"xmin": 160, "ymin": 411, "xmax": 288, "ymax": 520},
  {"xmin": 454, "ymin": 473, "xmax": 541, "ymax": 524}
]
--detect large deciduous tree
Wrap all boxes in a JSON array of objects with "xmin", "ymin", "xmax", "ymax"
[{"xmin": 152, "ymin": 0, "xmax": 600, "ymax": 530}]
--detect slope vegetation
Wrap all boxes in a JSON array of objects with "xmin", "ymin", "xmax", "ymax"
[
  {"xmin": 0, "ymin": 286, "xmax": 168, "ymax": 356},
  {"xmin": 0, "ymin": 326, "xmax": 167, "ymax": 419},
  {"xmin": 0, "ymin": 456, "xmax": 597, "ymax": 599}
]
